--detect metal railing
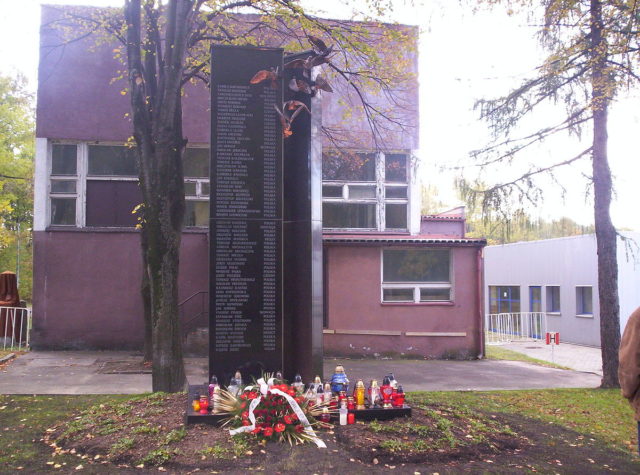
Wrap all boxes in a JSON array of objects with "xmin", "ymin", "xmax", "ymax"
[
  {"xmin": 0, "ymin": 306, "xmax": 31, "ymax": 351},
  {"xmin": 179, "ymin": 291, "xmax": 208, "ymax": 338},
  {"xmin": 485, "ymin": 312, "xmax": 547, "ymax": 345}
]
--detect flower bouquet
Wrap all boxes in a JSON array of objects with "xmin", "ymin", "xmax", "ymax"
[{"xmin": 215, "ymin": 376, "xmax": 333, "ymax": 447}]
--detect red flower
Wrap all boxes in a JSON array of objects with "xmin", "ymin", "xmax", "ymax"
[
  {"xmin": 241, "ymin": 402, "xmax": 247, "ymax": 409},
  {"xmin": 251, "ymin": 426, "xmax": 262, "ymax": 434},
  {"xmin": 287, "ymin": 389, "xmax": 296, "ymax": 397},
  {"xmin": 262, "ymin": 426, "xmax": 274, "ymax": 437},
  {"xmin": 242, "ymin": 420, "xmax": 251, "ymax": 426},
  {"xmin": 295, "ymin": 424, "xmax": 305, "ymax": 433},
  {"xmin": 240, "ymin": 394, "xmax": 247, "ymax": 400},
  {"xmin": 283, "ymin": 415, "xmax": 293, "ymax": 425},
  {"xmin": 242, "ymin": 411, "xmax": 249, "ymax": 420},
  {"xmin": 248, "ymin": 392, "xmax": 258, "ymax": 399},
  {"xmin": 274, "ymin": 423, "xmax": 286, "ymax": 433}
]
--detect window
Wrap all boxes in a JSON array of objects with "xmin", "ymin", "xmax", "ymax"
[
  {"xmin": 488, "ymin": 286, "xmax": 520, "ymax": 314},
  {"xmin": 322, "ymin": 150, "xmax": 410, "ymax": 231},
  {"xmin": 546, "ymin": 286, "xmax": 561, "ymax": 313},
  {"xmin": 381, "ymin": 248, "xmax": 451, "ymax": 303},
  {"xmin": 322, "ymin": 151, "xmax": 375, "ymax": 181},
  {"xmin": 49, "ymin": 144, "xmax": 78, "ymax": 225},
  {"xmin": 576, "ymin": 286, "xmax": 593, "ymax": 315},
  {"xmin": 88, "ymin": 144, "xmax": 138, "ymax": 176},
  {"xmin": 529, "ymin": 286, "xmax": 542, "ymax": 312},
  {"xmin": 183, "ymin": 147, "xmax": 210, "ymax": 228},
  {"xmin": 47, "ymin": 142, "xmax": 210, "ymax": 228},
  {"xmin": 384, "ymin": 154, "xmax": 407, "ymax": 182},
  {"xmin": 86, "ymin": 145, "xmax": 140, "ymax": 227}
]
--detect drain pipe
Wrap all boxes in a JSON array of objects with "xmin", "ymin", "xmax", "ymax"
[{"xmin": 477, "ymin": 246, "xmax": 485, "ymax": 359}]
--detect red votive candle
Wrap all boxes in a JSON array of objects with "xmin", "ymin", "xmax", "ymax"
[{"xmin": 347, "ymin": 412, "xmax": 355, "ymax": 424}]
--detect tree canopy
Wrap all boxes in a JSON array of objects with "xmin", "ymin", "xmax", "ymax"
[
  {"xmin": 0, "ymin": 73, "xmax": 33, "ymax": 299},
  {"xmin": 460, "ymin": 0, "xmax": 640, "ymax": 387}
]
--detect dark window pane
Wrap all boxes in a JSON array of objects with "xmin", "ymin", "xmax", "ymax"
[
  {"xmin": 322, "ymin": 152, "xmax": 375, "ymax": 181},
  {"xmin": 385, "ymin": 154, "xmax": 407, "ymax": 183},
  {"xmin": 88, "ymin": 145, "xmax": 138, "ymax": 176},
  {"xmin": 185, "ymin": 201, "xmax": 209, "ymax": 227},
  {"xmin": 385, "ymin": 203, "xmax": 407, "ymax": 229},
  {"xmin": 323, "ymin": 202, "xmax": 376, "ymax": 228},
  {"xmin": 529, "ymin": 286, "xmax": 542, "ymax": 312},
  {"xmin": 86, "ymin": 180, "xmax": 141, "ymax": 227},
  {"xmin": 184, "ymin": 182, "xmax": 197, "ymax": 196},
  {"xmin": 577, "ymin": 287, "xmax": 592, "ymax": 314},
  {"xmin": 383, "ymin": 288, "xmax": 414, "ymax": 302},
  {"xmin": 348, "ymin": 185, "xmax": 376, "ymax": 199},
  {"xmin": 184, "ymin": 148, "xmax": 209, "ymax": 178},
  {"xmin": 547, "ymin": 286, "xmax": 561, "ymax": 312},
  {"xmin": 52, "ymin": 144, "xmax": 77, "ymax": 175},
  {"xmin": 383, "ymin": 249, "xmax": 449, "ymax": 282},
  {"xmin": 490, "ymin": 285, "xmax": 521, "ymax": 313},
  {"xmin": 50, "ymin": 180, "xmax": 76, "ymax": 193},
  {"xmin": 322, "ymin": 185, "xmax": 343, "ymax": 198},
  {"xmin": 420, "ymin": 288, "xmax": 451, "ymax": 301},
  {"xmin": 51, "ymin": 198, "xmax": 75, "ymax": 225},
  {"xmin": 201, "ymin": 182, "xmax": 210, "ymax": 196},
  {"xmin": 385, "ymin": 186, "xmax": 407, "ymax": 199}
]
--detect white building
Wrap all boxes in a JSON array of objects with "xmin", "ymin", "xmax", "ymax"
[{"xmin": 484, "ymin": 233, "xmax": 640, "ymax": 347}]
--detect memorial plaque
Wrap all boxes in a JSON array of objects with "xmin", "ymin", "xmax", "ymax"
[{"xmin": 210, "ymin": 46, "xmax": 284, "ymax": 383}]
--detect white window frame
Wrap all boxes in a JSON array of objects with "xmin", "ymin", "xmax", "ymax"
[
  {"xmin": 48, "ymin": 141, "xmax": 83, "ymax": 227},
  {"xmin": 322, "ymin": 150, "xmax": 410, "ymax": 232},
  {"xmin": 184, "ymin": 144, "xmax": 210, "ymax": 228},
  {"xmin": 380, "ymin": 248, "xmax": 453, "ymax": 304},
  {"xmin": 46, "ymin": 140, "xmax": 212, "ymax": 229}
]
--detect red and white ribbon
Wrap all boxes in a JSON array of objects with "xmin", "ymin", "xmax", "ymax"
[{"xmin": 229, "ymin": 378, "xmax": 326, "ymax": 448}]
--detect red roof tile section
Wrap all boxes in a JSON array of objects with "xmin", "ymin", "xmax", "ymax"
[{"xmin": 322, "ymin": 233, "xmax": 485, "ymax": 245}]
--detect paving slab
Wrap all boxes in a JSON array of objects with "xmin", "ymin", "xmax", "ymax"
[
  {"xmin": 498, "ymin": 341, "xmax": 603, "ymax": 375},
  {"xmin": 0, "ymin": 351, "xmax": 601, "ymax": 395}
]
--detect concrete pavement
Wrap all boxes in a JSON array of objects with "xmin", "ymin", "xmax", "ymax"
[
  {"xmin": 498, "ymin": 340, "xmax": 603, "ymax": 375},
  {"xmin": 0, "ymin": 350, "xmax": 601, "ymax": 394}
]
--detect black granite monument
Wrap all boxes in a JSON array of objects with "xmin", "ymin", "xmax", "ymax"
[{"xmin": 209, "ymin": 45, "xmax": 323, "ymax": 384}]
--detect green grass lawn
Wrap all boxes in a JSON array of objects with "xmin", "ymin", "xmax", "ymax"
[
  {"xmin": 409, "ymin": 388, "xmax": 637, "ymax": 454},
  {"xmin": 485, "ymin": 344, "xmax": 571, "ymax": 369},
  {"xmin": 0, "ymin": 395, "xmax": 130, "ymax": 472}
]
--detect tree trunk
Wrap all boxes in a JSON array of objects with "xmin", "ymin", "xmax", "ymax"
[
  {"xmin": 125, "ymin": 0, "xmax": 190, "ymax": 392},
  {"xmin": 142, "ymin": 139, "xmax": 187, "ymax": 392},
  {"xmin": 141, "ymin": 227, "xmax": 152, "ymax": 363},
  {"xmin": 590, "ymin": 0, "xmax": 620, "ymax": 388}
]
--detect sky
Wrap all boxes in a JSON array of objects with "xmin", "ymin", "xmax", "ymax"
[{"xmin": 1, "ymin": 0, "xmax": 639, "ymax": 231}]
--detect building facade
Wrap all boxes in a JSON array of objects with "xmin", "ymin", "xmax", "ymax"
[
  {"xmin": 33, "ymin": 5, "xmax": 486, "ymax": 359},
  {"xmin": 484, "ymin": 233, "xmax": 640, "ymax": 347}
]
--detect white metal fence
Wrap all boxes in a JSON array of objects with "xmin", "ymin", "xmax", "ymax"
[
  {"xmin": 485, "ymin": 312, "xmax": 547, "ymax": 345},
  {"xmin": 1, "ymin": 307, "xmax": 31, "ymax": 351}
]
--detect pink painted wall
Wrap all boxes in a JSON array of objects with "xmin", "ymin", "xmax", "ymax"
[
  {"xmin": 323, "ymin": 244, "xmax": 483, "ymax": 359},
  {"xmin": 31, "ymin": 231, "xmax": 209, "ymax": 350},
  {"xmin": 37, "ymin": 6, "xmax": 210, "ymax": 143}
]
